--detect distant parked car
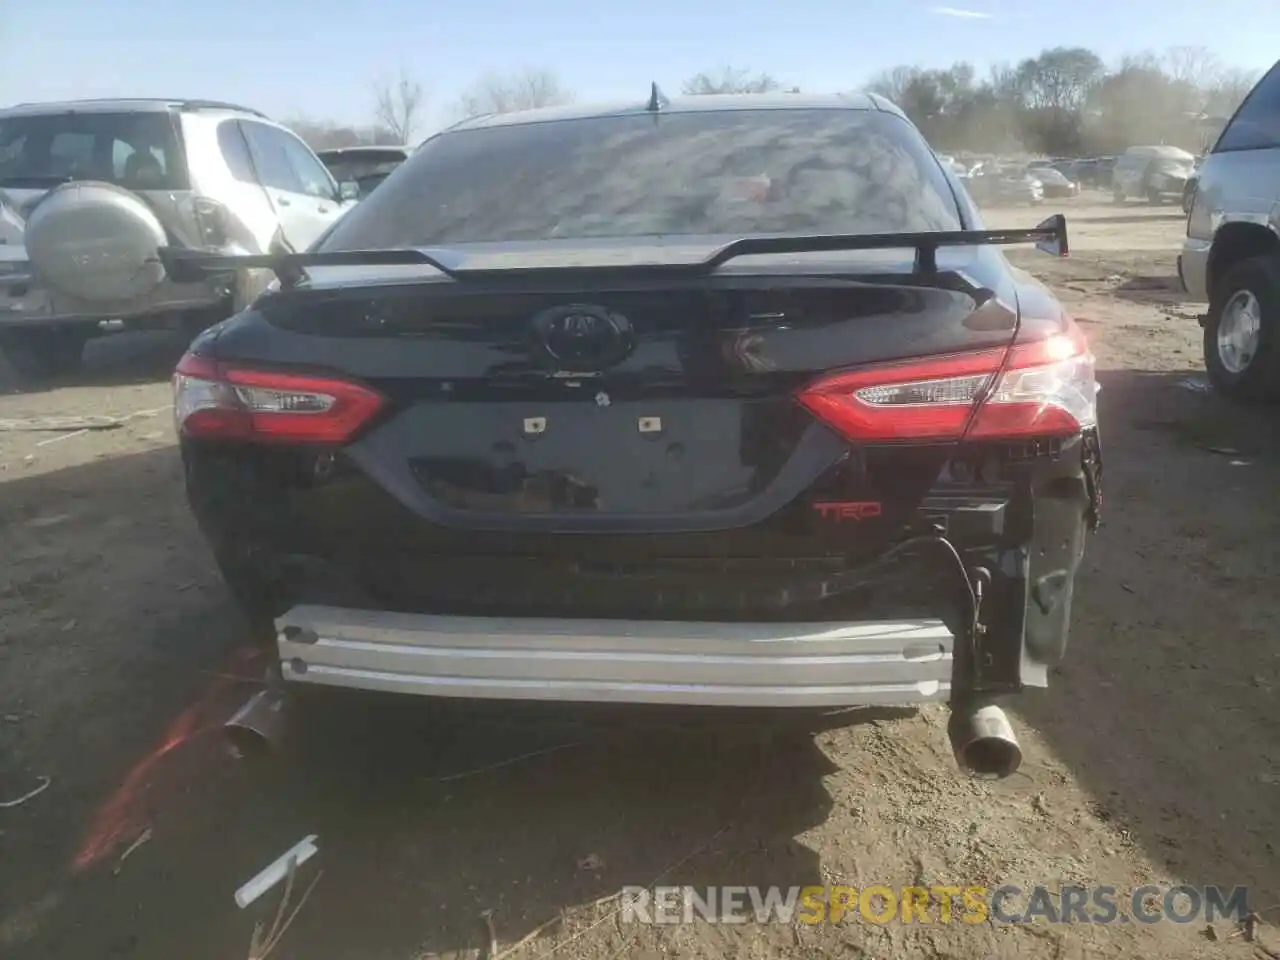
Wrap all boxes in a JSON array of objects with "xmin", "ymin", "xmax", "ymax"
[
  {"xmin": 1179, "ymin": 59, "xmax": 1280, "ymax": 401},
  {"xmin": 965, "ymin": 166, "xmax": 1044, "ymax": 206},
  {"xmin": 1048, "ymin": 160, "xmax": 1082, "ymax": 182},
  {"xmin": 1112, "ymin": 145, "xmax": 1196, "ymax": 204},
  {"xmin": 316, "ymin": 146, "xmax": 411, "ymax": 199},
  {"xmin": 934, "ymin": 153, "xmax": 969, "ymax": 179},
  {"xmin": 1075, "ymin": 156, "xmax": 1117, "ymax": 190},
  {"xmin": 1031, "ymin": 166, "xmax": 1081, "ymax": 198},
  {"xmin": 0, "ymin": 98, "xmax": 360, "ymax": 378},
  {"xmin": 1071, "ymin": 159, "xmax": 1099, "ymax": 187}
]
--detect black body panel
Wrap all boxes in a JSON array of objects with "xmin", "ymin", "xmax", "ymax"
[
  {"xmin": 206, "ymin": 252, "xmax": 1025, "ymax": 531},
  {"xmin": 183, "ymin": 425, "xmax": 1098, "ymax": 696},
  {"xmin": 182, "ymin": 244, "xmax": 1098, "ymax": 697}
]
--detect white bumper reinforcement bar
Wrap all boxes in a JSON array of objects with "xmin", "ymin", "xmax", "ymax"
[{"xmin": 275, "ymin": 605, "xmax": 955, "ymax": 708}]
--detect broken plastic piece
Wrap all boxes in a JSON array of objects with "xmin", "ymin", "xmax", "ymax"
[
  {"xmin": 235, "ymin": 834, "xmax": 319, "ymax": 909},
  {"xmin": 0, "ymin": 774, "xmax": 51, "ymax": 808}
]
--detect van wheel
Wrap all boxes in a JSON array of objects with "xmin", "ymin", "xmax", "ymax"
[
  {"xmin": 1204, "ymin": 255, "xmax": 1280, "ymax": 401},
  {"xmin": 0, "ymin": 327, "xmax": 92, "ymax": 382}
]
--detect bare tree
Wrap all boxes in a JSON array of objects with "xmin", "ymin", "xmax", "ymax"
[
  {"xmin": 681, "ymin": 66, "xmax": 782, "ymax": 96},
  {"xmin": 1014, "ymin": 47, "xmax": 1106, "ymax": 113},
  {"xmin": 1087, "ymin": 61, "xmax": 1184, "ymax": 150},
  {"xmin": 373, "ymin": 67, "xmax": 427, "ymax": 144},
  {"xmin": 1163, "ymin": 46, "xmax": 1222, "ymax": 90},
  {"xmin": 1203, "ymin": 67, "xmax": 1262, "ymax": 119},
  {"xmin": 866, "ymin": 66, "xmax": 922, "ymax": 107},
  {"xmin": 859, "ymin": 43, "xmax": 1267, "ymax": 156},
  {"xmin": 454, "ymin": 67, "xmax": 574, "ymax": 119}
]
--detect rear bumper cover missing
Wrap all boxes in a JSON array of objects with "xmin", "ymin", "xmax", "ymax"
[{"xmin": 275, "ymin": 604, "xmax": 954, "ymax": 708}]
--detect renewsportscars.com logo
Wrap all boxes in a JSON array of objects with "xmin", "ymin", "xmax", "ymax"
[{"xmin": 619, "ymin": 884, "xmax": 1251, "ymax": 926}]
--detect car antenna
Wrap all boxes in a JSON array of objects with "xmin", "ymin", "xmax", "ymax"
[{"xmin": 647, "ymin": 82, "xmax": 669, "ymax": 112}]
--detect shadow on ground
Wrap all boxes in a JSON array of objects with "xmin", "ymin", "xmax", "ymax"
[
  {"xmin": 1022, "ymin": 366, "xmax": 1280, "ymax": 907},
  {"xmin": 1065, "ymin": 212, "xmax": 1187, "ymax": 225},
  {"xmin": 0, "ymin": 445, "xmax": 889, "ymax": 960},
  {"xmin": 0, "ymin": 329, "xmax": 190, "ymax": 396},
  {"xmin": 1112, "ymin": 273, "xmax": 1199, "ymax": 309}
]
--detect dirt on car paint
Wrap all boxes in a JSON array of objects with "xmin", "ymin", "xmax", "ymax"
[{"xmin": 0, "ymin": 200, "xmax": 1278, "ymax": 960}]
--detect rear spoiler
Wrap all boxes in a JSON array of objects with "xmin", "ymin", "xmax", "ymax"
[{"xmin": 156, "ymin": 214, "xmax": 1068, "ymax": 289}]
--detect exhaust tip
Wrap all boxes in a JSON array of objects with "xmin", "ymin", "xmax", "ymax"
[
  {"xmin": 948, "ymin": 704, "xmax": 1023, "ymax": 779},
  {"xmin": 224, "ymin": 689, "xmax": 286, "ymax": 758},
  {"xmin": 225, "ymin": 722, "xmax": 273, "ymax": 759}
]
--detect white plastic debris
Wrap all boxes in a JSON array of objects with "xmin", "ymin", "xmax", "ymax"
[
  {"xmin": 234, "ymin": 834, "xmax": 319, "ymax": 909},
  {"xmin": 0, "ymin": 774, "xmax": 50, "ymax": 808},
  {"xmin": 0, "ymin": 415, "xmax": 122, "ymax": 432}
]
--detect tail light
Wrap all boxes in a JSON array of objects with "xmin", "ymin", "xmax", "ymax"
[
  {"xmin": 191, "ymin": 197, "xmax": 231, "ymax": 248},
  {"xmin": 173, "ymin": 353, "xmax": 386, "ymax": 444},
  {"xmin": 797, "ymin": 331, "xmax": 1096, "ymax": 443}
]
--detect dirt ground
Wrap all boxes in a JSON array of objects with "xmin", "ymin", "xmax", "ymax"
[{"xmin": 2, "ymin": 198, "xmax": 1278, "ymax": 960}]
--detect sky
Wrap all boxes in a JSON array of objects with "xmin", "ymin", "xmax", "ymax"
[{"xmin": 3, "ymin": 0, "xmax": 1278, "ymax": 136}]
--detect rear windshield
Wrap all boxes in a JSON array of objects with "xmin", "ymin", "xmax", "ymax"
[
  {"xmin": 319, "ymin": 109, "xmax": 962, "ymax": 250},
  {"xmin": 321, "ymin": 155, "xmax": 406, "ymax": 183},
  {"xmin": 0, "ymin": 111, "xmax": 188, "ymax": 192}
]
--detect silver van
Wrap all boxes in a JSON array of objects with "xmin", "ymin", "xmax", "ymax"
[
  {"xmin": 1112, "ymin": 144, "xmax": 1197, "ymax": 205},
  {"xmin": 1179, "ymin": 60, "xmax": 1280, "ymax": 400}
]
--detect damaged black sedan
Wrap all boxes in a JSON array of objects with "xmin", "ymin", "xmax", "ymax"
[{"xmin": 166, "ymin": 91, "xmax": 1102, "ymax": 777}]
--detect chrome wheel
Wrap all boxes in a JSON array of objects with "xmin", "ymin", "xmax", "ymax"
[{"xmin": 1217, "ymin": 289, "xmax": 1263, "ymax": 374}]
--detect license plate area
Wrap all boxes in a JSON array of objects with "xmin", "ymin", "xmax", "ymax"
[{"xmin": 406, "ymin": 398, "xmax": 767, "ymax": 515}]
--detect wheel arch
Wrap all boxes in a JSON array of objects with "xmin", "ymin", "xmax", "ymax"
[{"xmin": 1208, "ymin": 222, "xmax": 1280, "ymax": 302}]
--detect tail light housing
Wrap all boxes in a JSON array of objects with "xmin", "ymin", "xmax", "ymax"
[
  {"xmin": 191, "ymin": 197, "xmax": 231, "ymax": 248},
  {"xmin": 173, "ymin": 353, "xmax": 386, "ymax": 444},
  {"xmin": 797, "ymin": 330, "xmax": 1096, "ymax": 443}
]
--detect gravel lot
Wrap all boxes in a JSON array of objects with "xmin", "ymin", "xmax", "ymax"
[{"xmin": 2, "ymin": 199, "xmax": 1278, "ymax": 960}]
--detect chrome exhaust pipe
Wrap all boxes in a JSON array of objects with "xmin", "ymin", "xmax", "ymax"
[
  {"xmin": 947, "ymin": 703, "xmax": 1023, "ymax": 778},
  {"xmin": 225, "ymin": 689, "xmax": 287, "ymax": 758}
]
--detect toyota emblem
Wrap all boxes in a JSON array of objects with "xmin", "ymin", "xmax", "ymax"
[{"xmin": 530, "ymin": 303, "xmax": 635, "ymax": 371}]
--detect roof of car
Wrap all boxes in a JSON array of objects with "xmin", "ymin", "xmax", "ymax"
[
  {"xmin": 1123, "ymin": 144, "xmax": 1195, "ymax": 159},
  {"xmin": 448, "ymin": 92, "xmax": 904, "ymax": 132},
  {"xmin": 316, "ymin": 146, "xmax": 412, "ymax": 158},
  {"xmin": 0, "ymin": 98, "xmax": 268, "ymax": 119}
]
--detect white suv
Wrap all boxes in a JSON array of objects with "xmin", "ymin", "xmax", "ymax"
[
  {"xmin": 0, "ymin": 99, "xmax": 359, "ymax": 378},
  {"xmin": 1179, "ymin": 61, "xmax": 1280, "ymax": 400}
]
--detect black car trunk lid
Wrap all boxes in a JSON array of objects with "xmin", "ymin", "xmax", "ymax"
[{"xmin": 231, "ymin": 258, "xmax": 1021, "ymax": 552}]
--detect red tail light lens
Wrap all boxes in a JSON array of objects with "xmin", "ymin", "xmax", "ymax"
[
  {"xmin": 797, "ymin": 332, "xmax": 1097, "ymax": 443},
  {"xmin": 173, "ymin": 353, "xmax": 386, "ymax": 444}
]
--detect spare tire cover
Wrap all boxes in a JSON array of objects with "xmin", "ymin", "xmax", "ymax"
[{"xmin": 25, "ymin": 182, "xmax": 167, "ymax": 302}]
